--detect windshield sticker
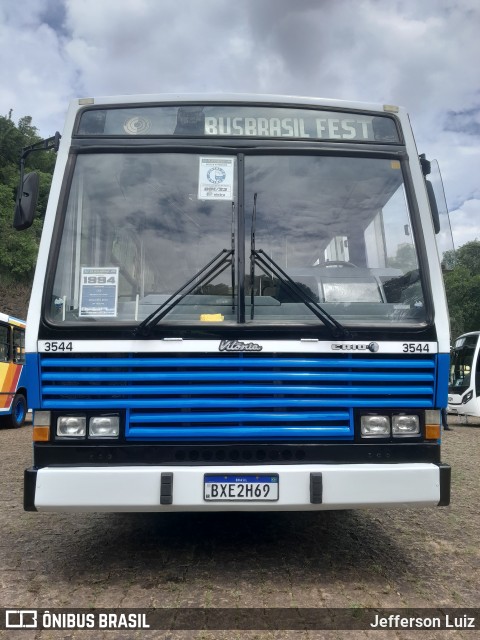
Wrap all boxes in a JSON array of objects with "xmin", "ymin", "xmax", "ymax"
[
  {"xmin": 198, "ymin": 157, "xmax": 234, "ymax": 200},
  {"xmin": 79, "ymin": 267, "xmax": 119, "ymax": 318},
  {"xmin": 200, "ymin": 313, "xmax": 225, "ymax": 322}
]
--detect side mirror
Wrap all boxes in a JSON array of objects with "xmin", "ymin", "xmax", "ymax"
[
  {"xmin": 425, "ymin": 179, "xmax": 441, "ymax": 234},
  {"xmin": 14, "ymin": 172, "xmax": 39, "ymax": 230}
]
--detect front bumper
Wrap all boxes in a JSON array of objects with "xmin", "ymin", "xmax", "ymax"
[{"xmin": 25, "ymin": 462, "xmax": 451, "ymax": 512}]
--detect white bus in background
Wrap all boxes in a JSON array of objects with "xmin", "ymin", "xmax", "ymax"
[
  {"xmin": 14, "ymin": 94, "xmax": 454, "ymax": 513},
  {"xmin": 448, "ymin": 332, "xmax": 480, "ymax": 419}
]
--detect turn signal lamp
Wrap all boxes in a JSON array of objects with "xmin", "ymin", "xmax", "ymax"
[
  {"xmin": 425, "ymin": 409, "xmax": 441, "ymax": 440},
  {"xmin": 33, "ymin": 426, "xmax": 50, "ymax": 442},
  {"xmin": 33, "ymin": 411, "xmax": 51, "ymax": 441}
]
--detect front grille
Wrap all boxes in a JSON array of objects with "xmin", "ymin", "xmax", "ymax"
[{"xmin": 40, "ymin": 353, "xmax": 436, "ymax": 441}]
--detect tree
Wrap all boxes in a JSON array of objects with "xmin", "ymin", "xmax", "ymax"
[
  {"xmin": 453, "ymin": 239, "xmax": 480, "ymax": 274},
  {"xmin": 0, "ymin": 113, "xmax": 56, "ymax": 283},
  {"xmin": 443, "ymin": 240, "xmax": 480, "ymax": 338}
]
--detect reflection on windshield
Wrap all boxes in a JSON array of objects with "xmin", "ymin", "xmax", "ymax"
[{"xmin": 49, "ymin": 153, "xmax": 427, "ymax": 328}]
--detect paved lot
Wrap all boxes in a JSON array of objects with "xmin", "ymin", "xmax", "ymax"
[{"xmin": 0, "ymin": 418, "xmax": 478, "ymax": 639}]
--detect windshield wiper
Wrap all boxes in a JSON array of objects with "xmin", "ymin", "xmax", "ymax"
[
  {"xmin": 134, "ymin": 248, "xmax": 233, "ymax": 337},
  {"xmin": 251, "ymin": 248, "xmax": 350, "ymax": 338},
  {"xmin": 230, "ymin": 202, "xmax": 235, "ymax": 311},
  {"xmin": 250, "ymin": 193, "xmax": 258, "ymax": 318}
]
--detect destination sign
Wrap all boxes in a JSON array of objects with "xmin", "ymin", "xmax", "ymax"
[
  {"xmin": 204, "ymin": 116, "xmax": 371, "ymax": 140},
  {"xmin": 78, "ymin": 104, "xmax": 400, "ymax": 143}
]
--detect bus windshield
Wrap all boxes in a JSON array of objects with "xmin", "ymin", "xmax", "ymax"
[{"xmin": 48, "ymin": 152, "xmax": 427, "ymax": 328}]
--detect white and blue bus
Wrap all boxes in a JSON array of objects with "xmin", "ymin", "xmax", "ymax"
[{"xmin": 15, "ymin": 94, "xmax": 452, "ymax": 512}]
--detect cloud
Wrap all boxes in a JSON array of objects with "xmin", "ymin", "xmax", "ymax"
[
  {"xmin": 449, "ymin": 198, "xmax": 480, "ymax": 248},
  {"xmin": 0, "ymin": 1, "xmax": 76, "ymax": 130},
  {"xmin": 63, "ymin": 0, "xmax": 251, "ymax": 96}
]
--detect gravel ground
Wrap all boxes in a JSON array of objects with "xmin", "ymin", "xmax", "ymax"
[{"xmin": 0, "ymin": 417, "xmax": 478, "ymax": 640}]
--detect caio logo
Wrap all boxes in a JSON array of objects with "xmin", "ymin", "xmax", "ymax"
[{"xmin": 331, "ymin": 342, "xmax": 379, "ymax": 353}]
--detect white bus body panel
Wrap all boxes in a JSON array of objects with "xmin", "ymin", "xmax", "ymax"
[
  {"xmin": 34, "ymin": 463, "xmax": 441, "ymax": 512},
  {"xmin": 448, "ymin": 394, "xmax": 480, "ymax": 418}
]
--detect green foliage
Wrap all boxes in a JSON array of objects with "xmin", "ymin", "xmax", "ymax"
[
  {"xmin": 441, "ymin": 248, "xmax": 456, "ymax": 271},
  {"xmin": 453, "ymin": 240, "xmax": 480, "ymax": 274},
  {"xmin": 0, "ymin": 113, "xmax": 56, "ymax": 283},
  {"xmin": 444, "ymin": 240, "xmax": 480, "ymax": 339}
]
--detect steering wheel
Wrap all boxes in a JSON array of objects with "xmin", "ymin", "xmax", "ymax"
[{"xmin": 314, "ymin": 260, "xmax": 358, "ymax": 268}]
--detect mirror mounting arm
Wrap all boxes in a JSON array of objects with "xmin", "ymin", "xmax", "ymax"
[
  {"xmin": 419, "ymin": 153, "xmax": 431, "ymax": 177},
  {"xmin": 17, "ymin": 131, "xmax": 61, "ymax": 190}
]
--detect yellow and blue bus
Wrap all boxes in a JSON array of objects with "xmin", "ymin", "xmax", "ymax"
[
  {"xmin": 0, "ymin": 313, "xmax": 27, "ymax": 428},
  {"xmin": 15, "ymin": 94, "xmax": 453, "ymax": 512}
]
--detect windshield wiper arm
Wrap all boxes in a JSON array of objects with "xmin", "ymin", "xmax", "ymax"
[
  {"xmin": 231, "ymin": 202, "xmax": 235, "ymax": 311},
  {"xmin": 134, "ymin": 249, "xmax": 233, "ymax": 337},
  {"xmin": 250, "ymin": 193, "xmax": 258, "ymax": 319},
  {"xmin": 251, "ymin": 249, "xmax": 350, "ymax": 338}
]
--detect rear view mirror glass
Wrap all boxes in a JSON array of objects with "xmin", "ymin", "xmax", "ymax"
[{"xmin": 14, "ymin": 172, "xmax": 39, "ymax": 230}]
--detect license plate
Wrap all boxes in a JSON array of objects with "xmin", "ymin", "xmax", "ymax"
[{"xmin": 204, "ymin": 474, "xmax": 279, "ymax": 501}]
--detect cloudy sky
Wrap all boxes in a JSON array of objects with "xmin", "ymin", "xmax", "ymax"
[{"xmin": 1, "ymin": 0, "xmax": 479, "ymax": 249}]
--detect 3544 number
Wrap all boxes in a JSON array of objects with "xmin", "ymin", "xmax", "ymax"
[
  {"xmin": 44, "ymin": 342, "xmax": 73, "ymax": 352},
  {"xmin": 402, "ymin": 343, "xmax": 430, "ymax": 353}
]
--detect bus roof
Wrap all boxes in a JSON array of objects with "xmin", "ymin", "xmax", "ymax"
[{"xmin": 72, "ymin": 93, "xmax": 404, "ymax": 115}]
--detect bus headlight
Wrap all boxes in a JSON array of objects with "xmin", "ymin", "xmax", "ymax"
[
  {"xmin": 462, "ymin": 390, "xmax": 473, "ymax": 404},
  {"xmin": 89, "ymin": 415, "xmax": 120, "ymax": 438},
  {"xmin": 392, "ymin": 414, "xmax": 420, "ymax": 436},
  {"xmin": 57, "ymin": 416, "xmax": 87, "ymax": 437},
  {"xmin": 360, "ymin": 415, "xmax": 390, "ymax": 437}
]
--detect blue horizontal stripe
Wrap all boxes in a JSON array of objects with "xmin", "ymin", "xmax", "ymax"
[
  {"xmin": 40, "ymin": 357, "xmax": 435, "ymax": 369},
  {"xmin": 128, "ymin": 411, "xmax": 350, "ymax": 423},
  {"xmin": 41, "ymin": 398, "xmax": 354, "ymax": 408},
  {"xmin": 125, "ymin": 426, "xmax": 353, "ymax": 440},
  {"xmin": 41, "ymin": 384, "xmax": 433, "ymax": 396},
  {"xmin": 42, "ymin": 371, "xmax": 434, "ymax": 382},
  {"xmin": 42, "ymin": 398, "xmax": 432, "ymax": 409}
]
